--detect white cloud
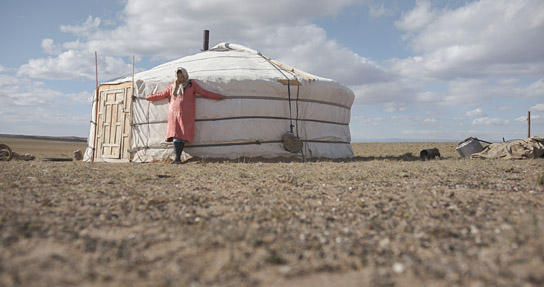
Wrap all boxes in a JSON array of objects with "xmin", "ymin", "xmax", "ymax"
[
  {"xmin": 531, "ymin": 103, "xmax": 544, "ymax": 111},
  {"xmin": 472, "ymin": 117, "xmax": 509, "ymax": 126},
  {"xmin": 499, "ymin": 106, "xmax": 512, "ymax": 111},
  {"xmin": 395, "ymin": 0, "xmax": 435, "ymax": 33},
  {"xmin": 260, "ymin": 24, "xmax": 389, "ymax": 86},
  {"xmin": 369, "ymin": 2, "xmax": 393, "ymax": 18},
  {"xmin": 352, "ymin": 79, "xmax": 420, "ymax": 105},
  {"xmin": 393, "ymin": 0, "xmax": 544, "ymax": 80},
  {"xmin": 423, "ymin": 118, "xmax": 437, "ymax": 123},
  {"xmin": 18, "ymin": 50, "xmax": 133, "ymax": 80},
  {"xmin": 382, "ymin": 102, "xmax": 407, "ymax": 113},
  {"xmin": 351, "ymin": 115, "xmax": 384, "ymax": 126},
  {"xmin": 516, "ymin": 114, "xmax": 542, "ymax": 122},
  {"xmin": 521, "ymin": 78, "xmax": 544, "ymax": 97},
  {"xmin": 60, "ymin": 15, "xmax": 101, "ymax": 36},
  {"xmin": 0, "ymin": 75, "xmax": 57, "ymax": 106},
  {"xmin": 0, "ymin": 71, "xmax": 92, "ymax": 136},
  {"xmin": 415, "ymin": 91, "xmax": 439, "ymax": 103},
  {"xmin": 0, "ymin": 106, "xmax": 90, "ymax": 136},
  {"xmin": 68, "ymin": 91, "xmax": 94, "ymax": 104},
  {"xmin": 0, "ymin": 66, "xmax": 96, "ymax": 136},
  {"xmin": 0, "ymin": 70, "xmax": 93, "ymax": 107},
  {"xmin": 392, "ymin": 115, "xmax": 423, "ymax": 122},
  {"xmin": 0, "ymin": 73, "xmax": 18, "ymax": 87},
  {"xmin": 21, "ymin": 0, "xmax": 541, "ymax": 111},
  {"xmin": 0, "ymin": 65, "xmax": 6, "ymax": 73},
  {"xmin": 425, "ymin": 78, "xmax": 525, "ymax": 106},
  {"xmin": 465, "ymin": 108, "xmax": 483, "ymax": 117},
  {"xmin": 18, "ymin": 0, "xmax": 387, "ymax": 87},
  {"xmin": 41, "ymin": 39, "xmax": 62, "ymax": 55},
  {"xmin": 63, "ymin": 1, "xmax": 366, "ymax": 60}
]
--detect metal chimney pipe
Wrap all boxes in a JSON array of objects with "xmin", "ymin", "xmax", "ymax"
[{"xmin": 203, "ymin": 30, "xmax": 210, "ymax": 51}]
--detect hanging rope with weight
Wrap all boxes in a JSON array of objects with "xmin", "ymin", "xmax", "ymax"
[
  {"xmin": 281, "ymin": 78, "xmax": 302, "ymax": 154},
  {"xmin": 259, "ymin": 53, "xmax": 303, "ymax": 154}
]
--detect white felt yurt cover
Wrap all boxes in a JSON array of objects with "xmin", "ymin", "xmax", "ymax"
[{"xmin": 84, "ymin": 43, "xmax": 355, "ymax": 162}]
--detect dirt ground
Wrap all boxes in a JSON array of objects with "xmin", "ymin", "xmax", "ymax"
[{"xmin": 1, "ymin": 138, "xmax": 543, "ymax": 287}]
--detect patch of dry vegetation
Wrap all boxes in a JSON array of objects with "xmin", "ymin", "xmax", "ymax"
[
  {"xmin": 0, "ymin": 136, "xmax": 87, "ymax": 159},
  {"xmin": 1, "ymin": 140, "xmax": 543, "ymax": 287}
]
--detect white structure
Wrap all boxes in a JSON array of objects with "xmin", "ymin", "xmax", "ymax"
[{"xmin": 84, "ymin": 43, "xmax": 355, "ymax": 162}]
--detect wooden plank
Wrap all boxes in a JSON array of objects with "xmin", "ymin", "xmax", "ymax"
[
  {"xmin": 93, "ymin": 158, "xmax": 130, "ymax": 163},
  {"xmin": 98, "ymin": 83, "xmax": 131, "ymax": 91},
  {"xmin": 103, "ymin": 91, "xmax": 121, "ymax": 159},
  {"xmin": 105, "ymin": 100, "xmax": 123, "ymax": 105},
  {"xmin": 115, "ymin": 124, "xmax": 122, "ymax": 147},
  {"xmin": 105, "ymin": 105, "xmax": 112, "ymax": 144},
  {"xmin": 277, "ymin": 79, "xmax": 302, "ymax": 86},
  {"xmin": 260, "ymin": 54, "xmax": 316, "ymax": 81},
  {"xmin": 124, "ymin": 86, "xmax": 133, "ymax": 160}
]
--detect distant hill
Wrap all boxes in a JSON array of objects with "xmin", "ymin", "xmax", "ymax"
[{"xmin": 0, "ymin": 134, "xmax": 87, "ymax": 143}]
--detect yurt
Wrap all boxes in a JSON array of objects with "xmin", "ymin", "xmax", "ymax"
[{"xmin": 84, "ymin": 43, "xmax": 355, "ymax": 162}]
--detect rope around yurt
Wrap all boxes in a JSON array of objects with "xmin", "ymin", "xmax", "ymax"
[{"xmin": 259, "ymin": 53, "xmax": 304, "ymax": 157}]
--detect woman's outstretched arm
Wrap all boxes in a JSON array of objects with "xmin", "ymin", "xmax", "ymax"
[
  {"xmin": 192, "ymin": 80, "xmax": 223, "ymax": 100},
  {"xmin": 146, "ymin": 84, "xmax": 172, "ymax": 101}
]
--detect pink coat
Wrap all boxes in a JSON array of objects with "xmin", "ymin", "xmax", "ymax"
[{"xmin": 146, "ymin": 80, "xmax": 222, "ymax": 143}]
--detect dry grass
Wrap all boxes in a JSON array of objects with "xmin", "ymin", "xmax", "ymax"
[
  {"xmin": 1, "ymin": 138, "xmax": 543, "ymax": 287},
  {"xmin": 0, "ymin": 136, "xmax": 87, "ymax": 159}
]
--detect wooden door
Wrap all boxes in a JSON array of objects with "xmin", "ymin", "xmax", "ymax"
[{"xmin": 95, "ymin": 84, "xmax": 132, "ymax": 161}]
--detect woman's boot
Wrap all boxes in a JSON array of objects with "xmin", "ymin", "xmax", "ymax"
[{"xmin": 172, "ymin": 141, "xmax": 182, "ymax": 164}]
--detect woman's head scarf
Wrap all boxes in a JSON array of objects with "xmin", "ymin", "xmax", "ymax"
[{"xmin": 172, "ymin": 67, "xmax": 190, "ymax": 97}]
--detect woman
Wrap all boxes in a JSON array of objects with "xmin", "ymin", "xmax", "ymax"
[{"xmin": 146, "ymin": 67, "xmax": 224, "ymax": 164}]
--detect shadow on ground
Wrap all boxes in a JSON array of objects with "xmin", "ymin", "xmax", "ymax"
[{"xmin": 183, "ymin": 153, "xmax": 453, "ymax": 164}]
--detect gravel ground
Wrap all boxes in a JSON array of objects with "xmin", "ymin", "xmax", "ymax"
[{"xmin": 1, "ymin": 142, "xmax": 544, "ymax": 287}]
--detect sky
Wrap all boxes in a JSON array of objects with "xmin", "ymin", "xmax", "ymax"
[{"xmin": 0, "ymin": 0, "xmax": 543, "ymax": 142}]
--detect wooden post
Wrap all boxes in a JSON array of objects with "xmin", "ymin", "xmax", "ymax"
[
  {"xmin": 203, "ymin": 30, "xmax": 210, "ymax": 51},
  {"xmin": 528, "ymin": 111, "xmax": 531, "ymax": 138},
  {"xmin": 132, "ymin": 55, "xmax": 135, "ymax": 98},
  {"xmin": 91, "ymin": 51, "xmax": 99, "ymax": 162}
]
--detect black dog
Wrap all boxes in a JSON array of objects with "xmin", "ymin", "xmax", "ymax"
[{"xmin": 420, "ymin": 148, "xmax": 441, "ymax": 160}]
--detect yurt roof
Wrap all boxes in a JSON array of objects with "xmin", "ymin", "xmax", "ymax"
[{"xmin": 103, "ymin": 43, "xmax": 331, "ymax": 86}]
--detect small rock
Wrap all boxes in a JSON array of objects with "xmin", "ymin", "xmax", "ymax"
[
  {"xmin": 393, "ymin": 262, "xmax": 405, "ymax": 273},
  {"xmin": 73, "ymin": 150, "xmax": 83, "ymax": 161},
  {"xmin": 379, "ymin": 238, "xmax": 390, "ymax": 248},
  {"xmin": 279, "ymin": 265, "xmax": 291, "ymax": 274}
]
